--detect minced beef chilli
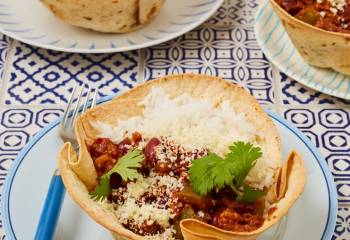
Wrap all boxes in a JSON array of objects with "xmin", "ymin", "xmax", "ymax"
[
  {"xmin": 88, "ymin": 134, "xmax": 267, "ymax": 237},
  {"xmin": 276, "ymin": 0, "xmax": 350, "ymax": 33}
]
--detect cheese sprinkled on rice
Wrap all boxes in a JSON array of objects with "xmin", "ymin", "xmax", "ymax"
[
  {"xmin": 116, "ymin": 198, "xmax": 172, "ymax": 228},
  {"xmin": 93, "ymin": 87, "xmax": 277, "ymax": 189},
  {"xmin": 110, "ymin": 172, "xmax": 183, "ymax": 237}
]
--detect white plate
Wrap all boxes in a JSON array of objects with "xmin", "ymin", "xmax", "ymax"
[
  {"xmin": 0, "ymin": 0, "xmax": 223, "ymax": 53},
  {"xmin": 2, "ymin": 97, "xmax": 337, "ymax": 240},
  {"xmin": 254, "ymin": 0, "xmax": 350, "ymax": 100}
]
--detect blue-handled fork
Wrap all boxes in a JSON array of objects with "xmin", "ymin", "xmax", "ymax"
[{"xmin": 34, "ymin": 84, "xmax": 97, "ymax": 240}]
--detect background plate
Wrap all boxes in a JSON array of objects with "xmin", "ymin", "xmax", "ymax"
[
  {"xmin": 2, "ymin": 97, "xmax": 337, "ymax": 239},
  {"xmin": 254, "ymin": 0, "xmax": 350, "ymax": 100},
  {"xmin": 0, "ymin": 0, "xmax": 223, "ymax": 53}
]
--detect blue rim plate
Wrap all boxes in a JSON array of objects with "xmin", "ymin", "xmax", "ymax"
[
  {"xmin": 0, "ymin": 0, "xmax": 223, "ymax": 53},
  {"xmin": 254, "ymin": 0, "xmax": 350, "ymax": 100},
  {"xmin": 2, "ymin": 96, "xmax": 337, "ymax": 239}
]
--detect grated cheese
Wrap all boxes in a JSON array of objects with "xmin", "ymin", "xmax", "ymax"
[
  {"xmin": 115, "ymin": 198, "xmax": 172, "ymax": 228},
  {"xmin": 328, "ymin": 0, "xmax": 346, "ymax": 12},
  {"xmin": 197, "ymin": 211, "xmax": 205, "ymax": 218},
  {"xmin": 330, "ymin": 7, "xmax": 338, "ymax": 15},
  {"xmin": 107, "ymin": 170, "xmax": 184, "ymax": 239}
]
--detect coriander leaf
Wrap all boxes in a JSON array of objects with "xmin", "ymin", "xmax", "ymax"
[
  {"xmin": 236, "ymin": 184, "xmax": 265, "ymax": 203},
  {"xmin": 89, "ymin": 177, "xmax": 111, "ymax": 201},
  {"xmin": 213, "ymin": 159, "xmax": 236, "ymax": 189},
  {"xmin": 102, "ymin": 149, "xmax": 144, "ymax": 181},
  {"xmin": 188, "ymin": 141, "xmax": 263, "ymax": 198},
  {"xmin": 90, "ymin": 149, "xmax": 144, "ymax": 201},
  {"xmin": 227, "ymin": 141, "xmax": 262, "ymax": 187},
  {"xmin": 189, "ymin": 154, "xmax": 235, "ymax": 195}
]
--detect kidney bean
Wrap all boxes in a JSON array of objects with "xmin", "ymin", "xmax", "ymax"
[
  {"xmin": 117, "ymin": 137, "xmax": 132, "ymax": 155},
  {"xmin": 144, "ymin": 138, "xmax": 160, "ymax": 167},
  {"xmin": 109, "ymin": 172, "xmax": 124, "ymax": 189}
]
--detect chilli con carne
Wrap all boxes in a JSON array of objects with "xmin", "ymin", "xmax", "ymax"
[
  {"xmin": 276, "ymin": 0, "xmax": 350, "ymax": 33},
  {"xmin": 88, "ymin": 133, "xmax": 269, "ymax": 238}
]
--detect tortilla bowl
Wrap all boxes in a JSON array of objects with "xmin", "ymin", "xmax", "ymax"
[
  {"xmin": 41, "ymin": 0, "xmax": 165, "ymax": 33},
  {"xmin": 58, "ymin": 73, "xmax": 307, "ymax": 239},
  {"xmin": 269, "ymin": 0, "xmax": 350, "ymax": 75}
]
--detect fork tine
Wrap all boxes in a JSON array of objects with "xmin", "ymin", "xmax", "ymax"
[
  {"xmin": 91, "ymin": 88, "xmax": 98, "ymax": 108},
  {"xmin": 82, "ymin": 85, "xmax": 92, "ymax": 113},
  {"xmin": 61, "ymin": 83, "xmax": 77, "ymax": 127},
  {"xmin": 71, "ymin": 85, "xmax": 85, "ymax": 123}
]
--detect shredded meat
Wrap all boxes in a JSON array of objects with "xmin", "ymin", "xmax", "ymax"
[
  {"xmin": 89, "ymin": 138, "xmax": 119, "ymax": 160},
  {"xmin": 212, "ymin": 207, "xmax": 264, "ymax": 232},
  {"xmin": 123, "ymin": 220, "xmax": 163, "ymax": 236},
  {"xmin": 89, "ymin": 135, "xmax": 141, "ymax": 176}
]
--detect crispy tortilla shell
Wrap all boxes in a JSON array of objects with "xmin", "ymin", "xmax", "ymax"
[
  {"xmin": 139, "ymin": 0, "xmax": 165, "ymax": 25},
  {"xmin": 41, "ymin": 0, "xmax": 164, "ymax": 33},
  {"xmin": 58, "ymin": 74, "xmax": 301, "ymax": 239},
  {"xmin": 270, "ymin": 0, "xmax": 350, "ymax": 75}
]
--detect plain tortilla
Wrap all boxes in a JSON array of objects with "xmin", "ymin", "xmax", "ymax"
[
  {"xmin": 41, "ymin": 0, "xmax": 164, "ymax": 33},
  {"xmin": 57, "ymin": 74, "xmax": 304, "ymax": 239},
  {"xmin": 270, "ymin": 0, "xmax": 350, "ymax": 75}
]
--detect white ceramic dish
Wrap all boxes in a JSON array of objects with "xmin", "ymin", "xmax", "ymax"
[
  {"xmin": 2, "ymin": 97, "xmax": 337, "ymax": 239},
  {"xmin": 0, "ymin": 0, "xmax": 223, "ymax": 53},
  {"xmin": 255, "ymin": 0, "xmax": 350, "ymax": 100}
]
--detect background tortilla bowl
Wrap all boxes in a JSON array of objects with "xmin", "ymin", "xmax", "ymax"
[
  {"xmin": 58, "ymin": 74, "xmax": 307, "ymax": 239},
  {"xmin": 269, "ymin": 0, "xmax": 350, "ymax": 76},
  {"xmin": 41, "ymin": 0, "xmax": 165, "ymax": 33}
]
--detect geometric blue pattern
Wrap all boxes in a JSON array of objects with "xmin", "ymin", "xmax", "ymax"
[
  {"xmin": 144, "ymin": 25, "xmax": 275, "ymax": 105},
  {"xmin": 281, "ymin": 72, "xmax": 350, "ymax": 105},
  {"xmin": 0, "ymin": 34, "xmax": 10, "ymax": 80},
  {"xmin": 322, "ymin": 131, "xmax": 350, "ymax": 152},
  {"xmin": 0, "ymin": 130, "xmax": 30, "ymax": 152},
  {"xmin": 283, "ymin": 107, "xmax": 350, "ymax": 206},
  {"xmin": 284, "ymin": 109, "xmax": 316, "ymax": 129},
  {"xmin": 327, "ymin": 154, "xmax": 350, "ymax": 176},
  {"xmin": 0, "ymin": 0, "xmax": 349, "ymax": 239},
  {"xmin": 208, "ymin": 0, "xmax": 258, "ymax": 25},
  {"xmin": 35, "ymin": 109, "xmax": 63, "ymax": 128},
  {"xmin": 1, "ymin": 109, "xmax": 33, "ymax": 128},
  {"xmin": 319, "ymin": 109, "xmax": 350, "ymax": 129},
  {"xmin": 333, "ymin": 207, "xmax": 350, "ymax": 240},
  {"xmin": 4, "ymin": 43, "xmax": 138, "ymax": 105}
]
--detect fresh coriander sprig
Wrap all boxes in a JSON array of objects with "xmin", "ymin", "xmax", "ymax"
[
  {"xmin": 227, "ymin": 141, "xmax": 262, "ymax": 188},
  {"xmin": 189, "ymin": 141, "xmax": 264, "ymax": 202},
  {"xmin": 89, "ymin": 177, "xmax": 111, "ymax": 201},
  {"xmin": 89, "ymin": 149, "xmax": 144, "ymax": 201}
]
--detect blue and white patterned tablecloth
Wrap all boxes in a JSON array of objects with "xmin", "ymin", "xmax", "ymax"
[{"xmin": 0, "ymin": 0, "xmax": 349, "ymax": 239}]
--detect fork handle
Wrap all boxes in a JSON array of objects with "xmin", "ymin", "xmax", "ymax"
[{"xmin": 34, "ymin": 171, "xmax": 66, "ymax": 240}]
